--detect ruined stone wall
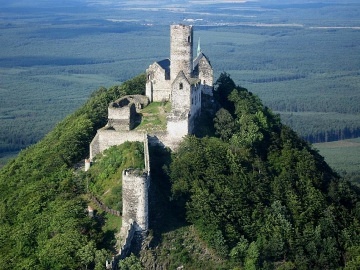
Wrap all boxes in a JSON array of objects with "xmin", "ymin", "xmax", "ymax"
[
  {"xmin": 147, "ymin": 131, "xmax": 168, "ymax": 146},
  {"xmin": 108, "ymin": 103, "xmax": 130, "ymax": 120},
  {"xmin": 107, "ymin": 95, "xmax": 149, "ymax": 131},
  {"xmin": 147, "ymin": 131, "xmax": 180, "ymax": 150},
  {"xmin": 167, "ymin": 112, "xmax": 189, "ymax": 142},
  {"xmin": 121, "ymin": 169, "xmax": 149, "ymax": 232},
  {"xmin": 119, "ymin": 219, "xmax": 136, "ymax": 259},
  {"xmin": 146, "ymin": 63, "xmax": 171, "ymax": 102},
  {"xmin": 120, "ymin": 134, "xmax": 150, "ymax": 242},
  {"xmin": 144, "ymin": 134, "xmax": 150, "ymax": 174},
  {"xmin": 89, "ymin": 127, "xmax": 151, "ymax": 257},
  {"xmin": 118, "ymin": 134, "xmax": 150, "ymax": 260},
  {"xmin": 170, "ymin": 24, "xmax": 193, "ymax": 81},
  {"xmin": 108, "ymin": 103, "xmax": 136, "ymax": 131},
  {"xmin": 171, "ymin": 75, "xmax": 191, "ymax": 112},
  {"xmin": 89, "ymin": 129, "xmax": 145, "ymax": 160},
  {"xmin": 198, "ymin": 58, "xmax": 214, "ymax": 96},
  {"xmin": 190, "ymin": 84, "xmax": 202, "ymax": 118}
]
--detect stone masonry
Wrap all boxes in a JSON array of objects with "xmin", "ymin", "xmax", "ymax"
[{"xmin": 87, "ymin": 24, "xmax": 214, "ymax": 258}]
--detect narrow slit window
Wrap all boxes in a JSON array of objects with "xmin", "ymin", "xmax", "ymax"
[{"xmin": 179, "ymin": 83, "xmax": 183, "ymax": 90}]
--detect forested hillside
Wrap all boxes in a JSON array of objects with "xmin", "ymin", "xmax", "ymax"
[
  {"xmin": 0, "ymin": 73, "xmax": 359, "ymax": 269},
  {"xmin": 165, "ymin": 74, "xmax": 360, "ymax": 269},
  {"xmin": 0, "ymin": 74, "xmax": 146, "ymax": 269}
]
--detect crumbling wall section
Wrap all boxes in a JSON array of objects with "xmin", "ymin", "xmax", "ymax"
[
  {"xmin": 119, "ymin": 219, "xmax": 136, "ymax": 259},
  {"xmin": 167, "ymin": 111, "xmax": 190, "ymax": 142},
  {"xmin": 198, "ymin": 56, "xmax": 214, "ymax": 96},
  {"xmin": 190, "ymin": 83, "xmax": 202, "ymax": 118},
  {"xmin": 146, "ymin": 62, "xmax": 171, "ymax": 102},
  {"xmin": 89, "ymin": 129, "xmax": 145, "ymax": 160},
  {"xmin": 107, "ymin": 95, "xmax": 149, "ymax": 131},
  {"xmin": 108, "ymin": 102, "xmax": 135, "ymax": 131},
  {"xmin": 120, "ymin": 134, "xmax": 150, "ymax": 248}
]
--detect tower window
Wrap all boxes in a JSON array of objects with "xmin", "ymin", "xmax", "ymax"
[
  {"xmin": 179, "ymin": 83, "xmax": 183, "ymax": 90},
  {"xmin": 188, "ymin": 36, "xmax": 191, "ymax": 43}
]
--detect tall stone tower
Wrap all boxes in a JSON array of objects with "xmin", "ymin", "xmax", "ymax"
[
  {"xmin": 170, "ymin": 24, "xmax": 193, "ymax": 81},
  {"xmin": 121, "ymin": 169, "xmax": 149, "ymax": 233}
]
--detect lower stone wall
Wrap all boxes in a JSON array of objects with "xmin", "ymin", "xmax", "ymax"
[
  {"xmin": 89, "ymin": 194, "xmax": 121, "ymax": 217},
  {"xmin": 119, "ymin": 219, "xmax": 136, "ymax": 259},
  {"xmin": 188, "ymin": 109, "xmax": 200, "ymax": 134},
  {"xmin": 147, "ymin": 131, "xmax": 167, "ymax": 146},
  {"xmin": 90, "ymin": 129, "xmax": 145, "ymax": 160},
  {"xmin": 144, "ymin": 134, "xmax": 150, "ymax": 173},
  {"xmin": 147, "ymin": 130, "xmax": 182, "ymax": 150},
  {"xmin": 119, "ymin": 134, "xmax": 150, "ymax": 255},
  {"xmin": 167, "ymin": 112, "xmax": 189, "ymax": 143},
  {"xmin": 121, "ymin": 169, "xmax": 149, "ymax": 233},
  {"xmin": 90, "ymin": 126, "xmax": 181, "ymax": 161}
]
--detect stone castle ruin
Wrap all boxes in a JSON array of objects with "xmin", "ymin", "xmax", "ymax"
[
  {"xmin": 146, "ymin": 24, "xmax": 213, "ymax": 141},
  {"xmin": 87, "ymin": 24, "xmax": 213, "ymax": 259},
  {"xmin": 108, "ymin": 95, "xmax": 149, "ymax": 131}
]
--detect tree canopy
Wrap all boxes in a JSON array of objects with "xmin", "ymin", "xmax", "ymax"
[
  {"xmin": 170, "ymin": 73, "xmax": 360, "ymax": 269},
  {"xmin": 0, "ymin": 74, "xmax": 146, "ymax": 269}
]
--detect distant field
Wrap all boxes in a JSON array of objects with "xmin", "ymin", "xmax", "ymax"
[{"xmin": 314, "ymin": 138, "xmax": 360, "ymax": 175}]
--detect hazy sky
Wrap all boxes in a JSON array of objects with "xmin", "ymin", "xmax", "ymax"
[{"xmin": 0, "ymin": 0, "xmax": 352, "ymax": 7}]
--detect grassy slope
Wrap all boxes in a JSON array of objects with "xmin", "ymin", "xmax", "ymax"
[
  {"xmin": 135, "ymin": 101, "xmax": 171, "ymax": 132},
  {"xmin": 86, "ymin": 142, "xmax": 145, "ymax": 212}
]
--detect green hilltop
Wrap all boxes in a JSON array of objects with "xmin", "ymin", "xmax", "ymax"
[{"xmin": 0, "ymin": 73, "xmax": 359, "ymax": 269}]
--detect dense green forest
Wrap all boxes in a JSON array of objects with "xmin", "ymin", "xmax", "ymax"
[
  {"xmin": 1, "ymin": 72, "xmax": 358, "ymax": 269},
  {"xmin": 0, "ymin": 74, "xmax": 146, "ymax": 269},
  {"xmin": 166, "ymin": 73, "xmax": 360, "ymax": 269}
]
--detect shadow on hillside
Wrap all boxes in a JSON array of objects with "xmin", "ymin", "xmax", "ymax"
[
  {"xmin": 89, "ymin": 210, "xmax": 119, "ymax": 254},
  {"xmin": 147, "ymin": 145, "xmax": 187, "ymax": 248}
]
